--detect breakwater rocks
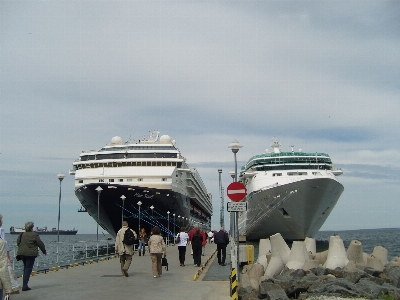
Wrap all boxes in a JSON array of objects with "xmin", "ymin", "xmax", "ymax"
[{"xmin": 239, "ymin": 233, "xmax": 400, "ymax": 300}]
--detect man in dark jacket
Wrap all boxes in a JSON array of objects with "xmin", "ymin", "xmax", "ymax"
[{"xmin": 214, "ymin": 227, "xmax": 229, "ymax": 266}]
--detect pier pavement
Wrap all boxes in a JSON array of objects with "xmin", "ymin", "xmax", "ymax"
[{"xmin": 13, "ymin": 243, "xmax": 231, "ymax": 300}]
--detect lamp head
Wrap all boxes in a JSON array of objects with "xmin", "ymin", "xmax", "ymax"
[{"xmin": 228, "ymin": 139, "xmax": 242, "ymax": 153}]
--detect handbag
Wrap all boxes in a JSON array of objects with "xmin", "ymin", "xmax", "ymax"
[
  {"xmin": 175, "ymin": 233, "xmax": 180, "ymax": 244},
  {"xmin": 8, "ymin": 265, "xmax": 21, "ymax": 294},
  {"xmin": 161, "ymin": 257, "xmax": 168, "ymax": 271},
  {"xmin": 16, "ymin": 254, "xmax": 22, "ymax": 261}
]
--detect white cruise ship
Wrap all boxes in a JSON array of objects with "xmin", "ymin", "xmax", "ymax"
[
  {"xmin": 70, "ymin": 131, "xmax": 212, "ymax": 239},
  {"xmin": 238, "ymin": 138, "xmax": 343, "ymax": 241}
]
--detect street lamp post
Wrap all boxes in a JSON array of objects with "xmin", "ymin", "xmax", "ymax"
[
  {"xmin": 228, "ymin": 139, "xmax": 242, "ymax": 281},
  {"xmin": 150, "ymin": 205, "xmax": 154, "ymax": 224},
  {"xmin": 57, "ymin": 173, "xmax": 65, "ymax": 243},
  {"xmin": 167, "ymin": 211, "xmax": 170, "ymax": 245},
  {"xmin": 173, "ymin": 213, "xmax": 176, "ymax": 237},
  {"xmin": 95, "ymin": 186, "xmax": 103, "ymax": 244},
  {"xmin": 218, "ymin": 169, "xmax": 224, "ymax": 228},
  {"xmin": 120, "ymin": 195, "xmax": 126, "ymax": 225},
  {"xmin": 137, "ymin": 201, "xmax": 142, "ymax": 234}
]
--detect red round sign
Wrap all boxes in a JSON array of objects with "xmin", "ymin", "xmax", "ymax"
[{"xmin": 226, "ymin": 182, "xmax": 247, "ymax": 202}]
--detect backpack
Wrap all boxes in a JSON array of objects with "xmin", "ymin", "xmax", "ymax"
[
  {"xmin": 175, "ymin": 234, "xmax": 181, "ymax": 244},
  {"xmin": 123, "ymin": 228, "xmax": 136, "ymax": 245}
]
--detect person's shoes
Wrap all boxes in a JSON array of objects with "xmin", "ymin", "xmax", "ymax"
[
  {"xmin": 139, "ymin": 252, "xmax": 141, "ymax": 256},
  {"xmin": 122, "ymin": 269, "xmax": 129, "ymax": 277},
  {"xmin": 194, "ymin": 264, "xmax": 198, "ymax": 267},
  {"xmin": 221, "ymin": 263, "xmax": 226, "ymax": 266},
  {"xmin": 182, "ymin": 264, "xmax": 185, "ymax": 267},
  {"xmin": 22, "ymin": 287, "xmax": 31, "ymax": 291},
  {"xmin": 154, "ymin": 275, "xmax": 158, "ymax": 278}
]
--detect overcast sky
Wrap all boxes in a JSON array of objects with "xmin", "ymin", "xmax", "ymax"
[{"xmin": 1, "ymin": 0, "xmax": 399, "ymax": 236}]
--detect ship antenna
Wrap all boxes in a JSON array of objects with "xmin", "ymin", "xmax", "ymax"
[{"xmin": 290, "ymin": 145, "xmax": 294, "ymax": 153}]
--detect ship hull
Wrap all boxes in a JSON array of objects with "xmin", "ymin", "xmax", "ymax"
[
  {"xmin": 239, "ymin": 177, "xmax": 344, "ymax": 241},
  {"xmin": 75, "ymin": 183, "xmax": 193, "ymax": 239}
]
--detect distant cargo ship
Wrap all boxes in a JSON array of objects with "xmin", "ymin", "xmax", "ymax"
[{"xmin": 10, "ymin": 226, "xmax": 78, "ymax": 235}]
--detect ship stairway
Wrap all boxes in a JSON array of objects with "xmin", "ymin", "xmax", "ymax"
[{"xmin": 245, "ymin": 189, "xmax": 297, "ymax": 232}]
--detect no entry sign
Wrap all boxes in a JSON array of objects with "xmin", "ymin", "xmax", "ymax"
[{"xmin": 226, "ymin": 182, "xmax": 247, "ymax": 202}]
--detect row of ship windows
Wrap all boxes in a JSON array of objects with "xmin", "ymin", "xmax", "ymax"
[
  {"xmin": 99, "ymin": 146, "xmax": 176, "ymax": 152},
  {"xmin": 253, "ymin": 165, "xmax": 331, "ymax": 172},
  {"xmin": 74, "ymin": 161, "xmax": 181, "ymax": 170},
  {"xmin": 77, "ymin": 178, "xmax": 169, "ymax": 184},
  {"xmin": 81, "ymin": 152, "xmax": 178, "ymax": 160},
  {"xmin": 271, "ymin": 171, "xmax": 321, "ymax": 177}
]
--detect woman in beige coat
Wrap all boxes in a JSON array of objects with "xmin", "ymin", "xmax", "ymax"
[
  {"xmin": 147, "ymin": 226, "xmax": 166, "ymax": 278},
  {"xmin": 0, "ymin": 237, "xmax": 12, "ymax": 299}
]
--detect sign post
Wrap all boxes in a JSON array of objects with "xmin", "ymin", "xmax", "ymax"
[{"xmin": 227, "ymin": 181, "xmax": 247, "ymax": 298}]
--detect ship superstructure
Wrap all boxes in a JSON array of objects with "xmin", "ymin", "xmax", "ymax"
[
  {"xmin": 70, "ymin": 131, "xmax": 212, "ymax": 239},
  {"xmin": 238, "ymin": 138, "xmax": 343, "ymax": 240}
]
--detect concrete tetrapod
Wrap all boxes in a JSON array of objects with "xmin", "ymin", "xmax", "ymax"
[
  {"xmin": 323, "ymin": 235, "xmax": 349, "ymax": 269},
  {"xmin": 258, "ymin": 238, "xmax": 271, "ymax": 258},
  {"xmin": 347, "ymin": 240, "xmax": 365, "ymax": 264},
  {"xmin": 303, "ymin": 259, "xmax": 319, "ymax": 271},
  {"xmin": 264, "ymin": 256, "xmax": 284, "ymax": 279},
  {"xmin": 286, "ymin": 241, "xmax": 309, "ymax": 270},
  {"xmin": 366, "ymin": 255, "xmax": 384, "ymax": 272},
  {"xmin": 257, "ymin": 238, "xmax": 270, "ymax": 269},
  {"xmin": 304, "ymin": 237, "xmax": 316, "ymax": 254},
  {"xmin": 270, "ymin": 233, "xmax": 290, "ymax": 265},
  {"xmin": 371, "ymin": 245, "xmax": 388, "ymax": 266}
]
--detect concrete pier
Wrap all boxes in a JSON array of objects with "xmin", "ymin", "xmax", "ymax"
[{"xmin": 13, "ymin": 243, "xmax": 231, "ymax": 300}]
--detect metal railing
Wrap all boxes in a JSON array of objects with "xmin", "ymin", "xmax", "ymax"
[{"xmin": 11, "ymin": 240, "xmax": 117, "ymax": 277}]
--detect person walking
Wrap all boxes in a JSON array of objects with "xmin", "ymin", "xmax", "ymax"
[
  {"xmin": 115, "ymin": 221, "xmax": 137, "ymax": 277},
  {"xmin": 16, "ymin": 221, "xmax": 47, "ymax": 291},
  {"xmin": 175, "ymin": 227, "xmax": 189, "ymax": 266},
  {"xmin": 188, "ymin": 223, "xmax": 198, "ymax": 255},
  {"xmin": 148, "ymin": 226, "xmax": 166, "ymax": 278},
  {"xmin": 191, "ymin": 227, "xmax": 203, "ymax": 267},
  {"xmin": 138, "ymin": 228, "xmax": 147, "ymax": 256},
  {"xmin": 0, "ymin": 215, "xmax": 10, "ymax": 266},
  {"xmin": 214, "ymin": 226, "xmax": 229, "ymax": 266},
  {"xmin": 0, "ymin": 237, "xmax": 12, "ymax": 300},
  {"xmin": 201, "ymin": 229, "xmax": 207, "ymax": 256},
  {"xmin": 207, "ymin": 230, "xmax": 214, "ymax": 243}
]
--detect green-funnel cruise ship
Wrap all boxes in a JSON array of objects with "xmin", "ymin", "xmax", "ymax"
[{"xmin": 238, "ymin": 138, "xmax": 343, "ymax": 241}]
